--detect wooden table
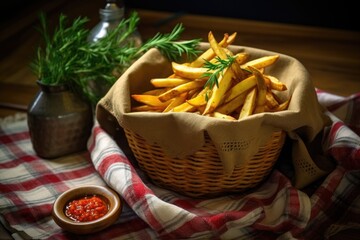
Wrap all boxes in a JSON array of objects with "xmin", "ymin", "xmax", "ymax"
[{"xmin": 1, "ymin": 7, "xmax": 359, "ymax": 118}]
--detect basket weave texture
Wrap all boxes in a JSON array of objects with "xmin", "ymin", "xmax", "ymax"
[{"xmin": 125, "ymin": 128, "xmax": 286, "ymax": 198}]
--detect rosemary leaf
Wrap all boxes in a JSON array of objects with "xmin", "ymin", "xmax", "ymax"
[
  {"xmin": 203, "ymin": 55, "xmax": 237, "ymax": 89},
  {"xmin": 137, "ymin": 23, "xmax": 202, "ymax": 62}
]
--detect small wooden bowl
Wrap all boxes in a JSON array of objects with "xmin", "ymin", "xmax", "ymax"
[{"xmin": 52, "ymin": 185, "xmax": 122, "ymax": 234}]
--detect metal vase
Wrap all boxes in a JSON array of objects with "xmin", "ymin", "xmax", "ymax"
[{"xmin": 27, "ymin": 81, "xmax": 93, "ymax": 159}]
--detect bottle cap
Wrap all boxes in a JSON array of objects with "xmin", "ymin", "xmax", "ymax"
[{"xmin": 99, "ymin": 0, "xmax": 124, "ymax": 21}]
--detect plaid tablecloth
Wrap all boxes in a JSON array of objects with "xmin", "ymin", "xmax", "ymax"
[{"xmin": 0, "ymin": 90, "xmax": 359, "ymax": 240}]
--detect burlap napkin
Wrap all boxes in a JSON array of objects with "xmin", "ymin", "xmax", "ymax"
[{"xmin": 96, "ymin": 43, "xmax": 331, "ymax": 188}]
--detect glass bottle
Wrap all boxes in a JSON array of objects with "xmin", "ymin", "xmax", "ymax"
[
  {"xmin": 86, "ymin": 0, "xmax": 142, "ymax": 101},
  {"xmin": 87, "ymin": 0, "xmax": 142, "ymax": 46}
]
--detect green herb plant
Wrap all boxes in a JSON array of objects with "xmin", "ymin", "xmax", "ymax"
[
  {"xmin": 31, "ymin": 12, "xmax": 201, "ymax": 105},
  {"xmin": 202, "ymin": 55, "xmax": 237, "ymax": 100}
]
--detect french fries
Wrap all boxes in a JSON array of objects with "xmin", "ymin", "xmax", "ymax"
[
  {"xmin": 223, "ymin": 75, "xmax": 257, "ymax": 103},
  {"xmin": 190, "ymin": 32, "xmax": 237, "ymax": 67},
  {"xmin": 158, "ymin": 79, "xmax": 206, "ymax": 102},
  {"xmin": 131, "ymin": 31, "xmax": 291, "ymax": 120},
  {"xmin": 171, "ymin": 62, "xmax": 209, "ymax": 79},
  {"xmin": 248, "ymin": 66, "xmax": 267, "ymax": 114},
  {"xmin": 150, "ymin": 78, "xmax": 191, "ymax": 88},
  {"xmin": 239, "ymin": 87, "xmax": 257, "ymax": 119},
  {"xmin": 203, "ymin": 66, "xmax": 234, "ymax": 115}
]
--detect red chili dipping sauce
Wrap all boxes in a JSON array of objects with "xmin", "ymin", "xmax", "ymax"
[{"xmin": 65, "ymin": 195, "xmax": 109, "ymax": 222}]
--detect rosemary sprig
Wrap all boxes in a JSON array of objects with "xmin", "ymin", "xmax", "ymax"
[
  {"xmin": 203, "ymin": 55, "xmax": 237, "ymax": 89},
  {"xmin": 137, "ymin": 23, "xmax": 201, "ymax": 62},
  {"xmin": 31, "ymin": 13, "xmax": 90, "ymax": 86},
  {"xmin": 31, "ymin": 11, "xmax": 201, "ymax": 105}
]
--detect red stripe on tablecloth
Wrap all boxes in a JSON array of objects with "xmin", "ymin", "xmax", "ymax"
[
  {"xmin": 326, "ymin": 121, "xmax": 360, "ymax": 168},
  {"xmin": 55, "ymin": 163, "xmax": 95, "ymax": 180},
  {"xmin": 0, "ymin": 131, "xmax": 29, "ymax": 144},
  {"xmin": 95, "ymin": 151, "xmax": 156, "ymax": 200},
  {"xmin": 4, "ymin": 204, "xmax": 53, "ymax": 225},
  {"xmin": 253, "ymin": 177, "xmax": 304, "ymax": 233},
  {"xmin": 309, "ymin": 167, "xmax": 345, "ymax": 218},
  {"xmin": 0, "ymin": 165, "xmax": 95, "ymax": 193},
  {"xmin": 96, "ymin": 154, "xmax": 126, "ymax": 177},
  {"xmin": 1, "ymin": 191, "xmax": 26, "ymax": 207},
  {"xmin": 0, "ymin": 130, "xmax": 36, "ymax": 167},
  {"xmin": 261, "ymin": 174, "xmax": 310, "ymax": 237},
  {"xmin": 124, "ymin": 176, "xmax": 154, "ymax": 200},
  {"xmin": 253, "ymin": 171, "xmax": 293, "ymax": 206},
  {"xmin": 87, "ymin": 125, "xmax": 103, "ymax": 153},
  {"xmin": 326, "ymin": 93, "xmax": 360, "ymax": 112},
  {"xmin": 328, "ymin": 122, "xmax": 343, "ymax": 144},
  {"xmin": 328, "ymin": 147, "xmax": 360, "ymax": 168},
  {"xmin": 0, "ymin": 155, "xmax": 38, "ymax": 168}
]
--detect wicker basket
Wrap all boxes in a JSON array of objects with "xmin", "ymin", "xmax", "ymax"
[{"xmin": 124, "ymin": 128, "xmax": 286, "ymax": 198}]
